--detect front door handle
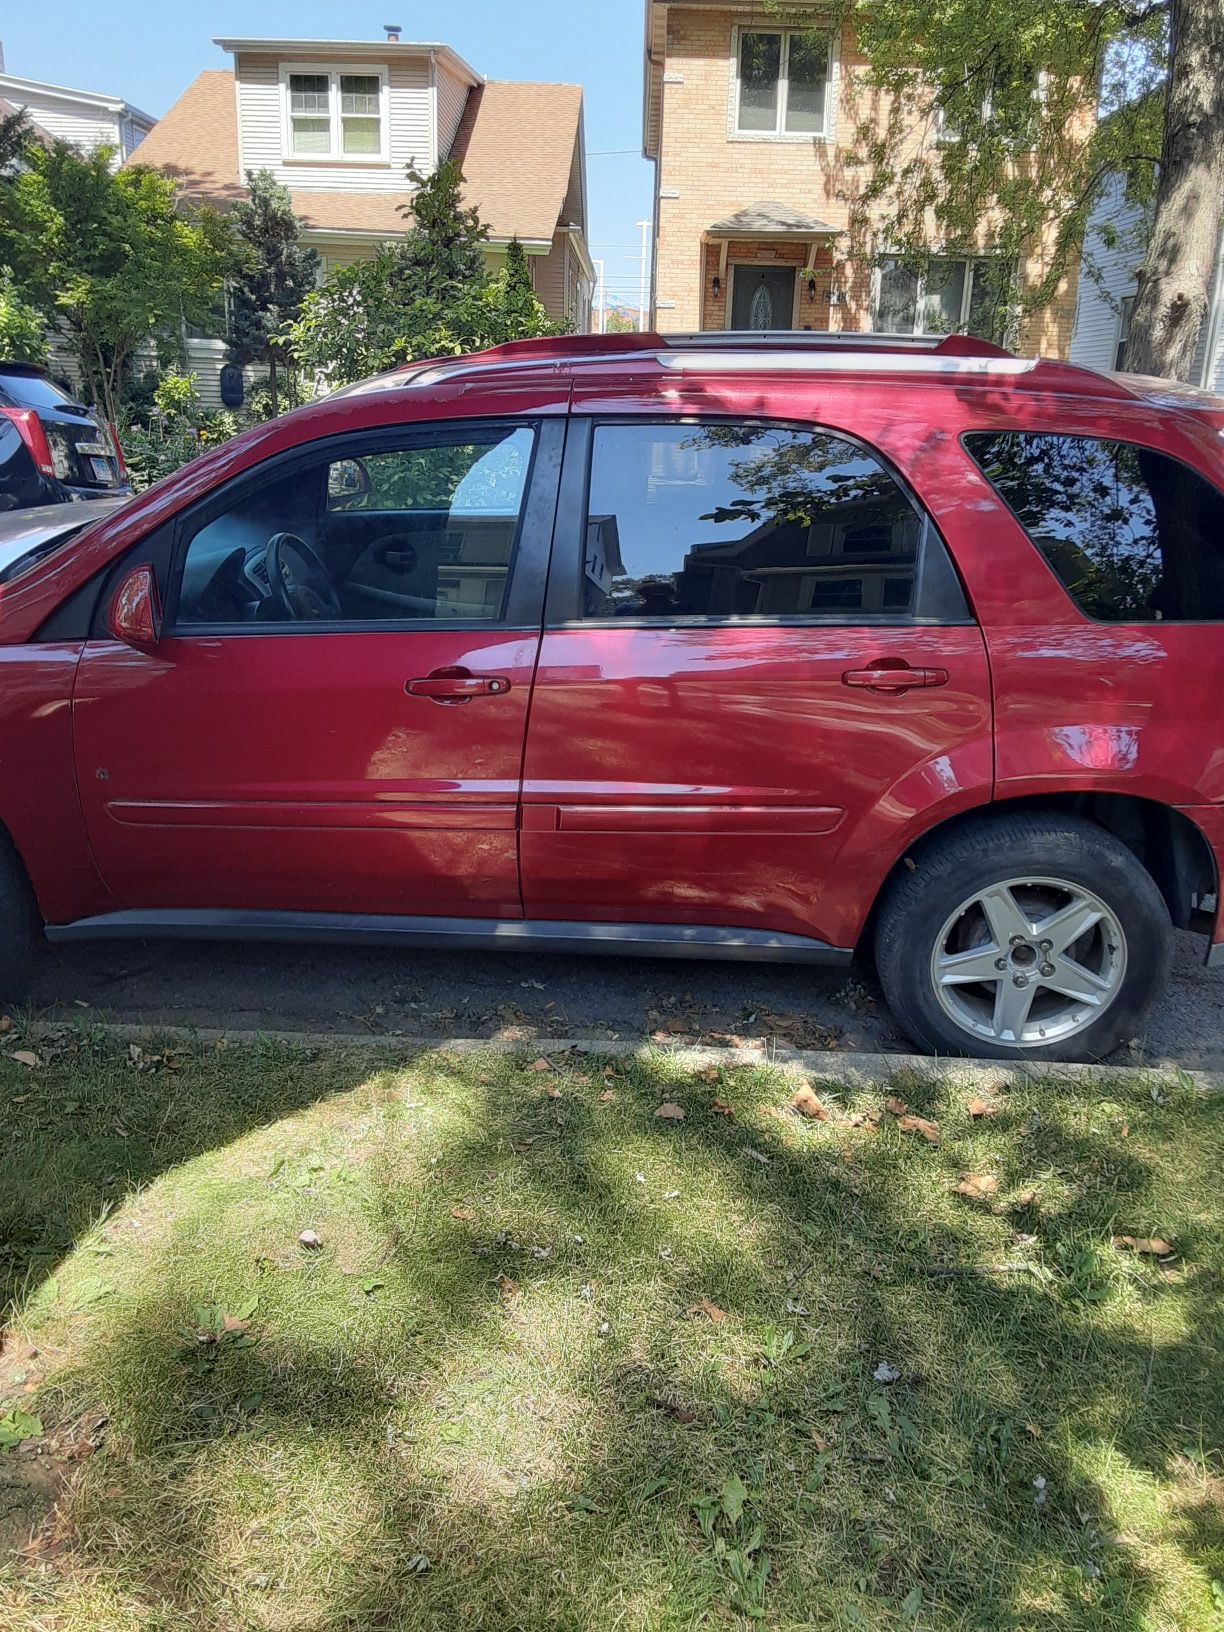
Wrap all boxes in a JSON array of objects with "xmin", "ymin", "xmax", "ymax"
[
  {"xmin": 406, "ymin": 667, "xmax": 512, "ymax": 703},
  {"xmin": 842, "ymin": 664, "xmax": 949, "ymax": 693}
]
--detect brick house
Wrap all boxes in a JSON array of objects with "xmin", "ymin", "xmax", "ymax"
[
  {"xmin": 642, "ymin": 0, "xmax": 1085, "ymax": 354},
  {"xmin": 130, "ymin": 31, "xmax": 593, "ymax": 403}
]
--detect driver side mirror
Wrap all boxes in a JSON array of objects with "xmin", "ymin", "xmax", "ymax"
[
  {"xmin": 107, "ymin": 564, "xmax": 163, "ymax": 653},
  {"xmin": 327, "ymin": 458, "xmax": 372, "ymax": 509}
]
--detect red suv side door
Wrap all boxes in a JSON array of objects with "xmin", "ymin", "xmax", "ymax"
[
  {"xmin": 72, "ymin": 419, "xmax": 561, "ymax": 918},
  {"xmin": 520, "ymin": 413, "xmax": 994, "ymax": 954}
]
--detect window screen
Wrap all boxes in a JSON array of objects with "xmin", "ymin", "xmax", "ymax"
[
  {"xmin": 582, "ymin": 423, "xmax": 933, "ymax": 621},
  {"xmin": 965, "ymin": 431, "xmax": 1224, "ymax": 621}
]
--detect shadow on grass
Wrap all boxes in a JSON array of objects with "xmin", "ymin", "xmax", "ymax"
[{"xmin": 1, "ymin": 1039, "xmax": 1221, "ymax": 1629}]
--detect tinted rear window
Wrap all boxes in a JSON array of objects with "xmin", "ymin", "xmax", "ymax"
[
  {"xmin": 965, "ymin": 431, "xmax": 1224, "ymax": 622},
  {"xmin": 0, "ymin": 371, "xmax": 79, "ymax": 412}
]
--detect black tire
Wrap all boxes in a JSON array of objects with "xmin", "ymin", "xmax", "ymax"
[
  {"xmin": 873, "ymin": 812, "xmax": 1173, "ymax": 1062},
  {"xmin": 0, "ymin": 833, "xmax": 39, "ymax": 1002}
]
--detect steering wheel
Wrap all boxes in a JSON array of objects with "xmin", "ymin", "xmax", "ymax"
[{"xmin": 264, "ymin": 531, "xmax": 343, "ymax": 622}]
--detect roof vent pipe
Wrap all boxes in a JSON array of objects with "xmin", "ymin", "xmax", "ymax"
[{"xmin": 384, "ymin": 23, "xmax": 403, "ymax": 43}]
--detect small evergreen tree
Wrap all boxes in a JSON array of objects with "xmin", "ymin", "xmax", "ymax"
[
  {"xmin": 396, "ymin": 159, "xmax": 488, "ymax": 300},
  {"xmin": 226, "ymin": 170, "xmax": 319, "ymax": 415}
]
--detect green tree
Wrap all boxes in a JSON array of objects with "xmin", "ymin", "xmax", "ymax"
[
  {"xmin": 395, "ymin": 158, "xmax": 489, "ymax": 298},
  {"xmin": 226, "ymin": 169, "xmax": 319, "ymax": 416},
  {"xmin": 0, "ymin": 142, "xmax": 234, "ymax": 422},
  {"xmin": 767, "ymin": 0, "xmax": 1221, "ymax": 379},
  {"xmin": 0, "ymin": 267, "xmax": 48, "ymax": 365},
  {"xmin": 287, "ymin": 173, "xmax": 562, "ymax": 385}
]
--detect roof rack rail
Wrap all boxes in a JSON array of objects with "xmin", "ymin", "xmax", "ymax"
[
  {"xmin": 391, "ymin": 330, "xmax": 1012, "ymax": 377},
  {"xmin": 656, "ymin": 330, "xmax": 1012, "ymax": 358}
]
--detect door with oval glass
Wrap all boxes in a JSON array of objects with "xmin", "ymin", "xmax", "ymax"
[{"xmin": 730, "ymin": 264, "xmax": 796, "ymax": 330}]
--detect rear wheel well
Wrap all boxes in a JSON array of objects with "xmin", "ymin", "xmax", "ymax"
[{"xmin": 868, "ymin": 794, "xmax": 1216, "ymax": 944}]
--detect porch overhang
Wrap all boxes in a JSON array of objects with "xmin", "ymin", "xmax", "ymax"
[{"xmin": 704, "ymin": 204, "xmax": 839, "ymax": 281}]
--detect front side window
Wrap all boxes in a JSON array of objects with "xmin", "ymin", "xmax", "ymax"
[
  {"xmin": 875, "ymin": 257, "xmax": 1013, "ymax": 343},
  {"xmin": 965, "ymin": 431, "xmax": 1224, "ymax": 622},
  {"xmin": 287, "ymin": 69, "xmax": 386, "ymax": 159},
  {"xmin": 736, "ymin": 29, "xmax": 831, "ymax": 136},
  {"xmin": 582, "ymin": 423, "xmax": 933, "ymax": 621},
  {"xmin": 175, "ymin": 426, "xmax": 536, "ymax": 627}
]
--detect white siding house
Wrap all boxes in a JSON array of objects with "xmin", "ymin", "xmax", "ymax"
[
  {"xmin": 131, "ymin": 33, "xmax": 594, "ymax": 405},
  {"xmin": 1070, "ymin": 174, "xmax": 1224, "ymax": 390},
  {"xmin": 0, "ymin": 69, "xmax": 156, "ymax": 168}
]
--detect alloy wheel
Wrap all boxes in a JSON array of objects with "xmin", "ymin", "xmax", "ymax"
[{"xmin": 929, "ymin": 875, "xmax": 1127, "ymax": 1049}]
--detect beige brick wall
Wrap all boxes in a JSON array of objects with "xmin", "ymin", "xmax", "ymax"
[{"xmin": 652, "ymin": 7, "xmax": 1083, "ymax": 356}]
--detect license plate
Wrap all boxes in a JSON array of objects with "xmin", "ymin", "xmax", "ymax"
[{"xmin": 89, "ymin": 456, "xmax": 113, "ymax": 482}]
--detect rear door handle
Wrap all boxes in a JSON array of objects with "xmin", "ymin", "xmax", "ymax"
[
  {"xmin": 842, "ymin": 665, "xmax": 949, "ymax": 692},
  {"xmin": 406, "ymin": 668, "xmax": 512, "ymax": 703}
]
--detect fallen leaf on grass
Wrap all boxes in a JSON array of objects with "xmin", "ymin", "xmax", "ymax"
[
  {"xmin": 884, "ymin": 1095, "xmax": 909, "ymax": 1116},
  {"xmin": 0, "ymin": 1015, "xmax": 12, "ymax": 1033},
  {"xmin": 222, "ymin": 1313, "xmax": 250, "ymax": 1334},
  {"xmin": 1014, "ymin": 1190, "xmax": 1038, "ymax": 1209},
  {"xmin": 450, "ymin": 1207, "xmax": 475, "ymax": 1222},
  {"xmin": 954, "ymin": 1174, "xmax": 1000, "ymax": 1201},
  {"xmin": 655, "ymin": 1102, "xmax": 685, "ymax": 1121},
  {"xmin": 710, "ymin": 1098, "xmax": 735, "ymax": 1118},
  {"xmin": 297, "ymin": 1230, "xmax": 322, "ymax": 1249},
  {"xmin": 967, "ymin": 1095, "xmax": 1000, "ymax": 1119},
  {"xmin": 1113, "ymin": 1234, "xmax": 1175, "ymax": 1257},
  {"xmin": 573, "ymin": 1074, "xmax": 592, "ymax": 1086},
  {"xmin": 7, "ymin": 1051, "xmax": 39, "ymax": 1069},
  {"xmin": 790, "ymin": 1086, "xmax": 830, "ymax": 1120},
  {"xmin": 848, "ymin": 1108, "xmax": 881, "ymax": 1128},
  {"xmin": 544, "ymin": 1086, "xmax": 562, "ymax": 1100},
  {"xmin": 0, "ymin": 1409, "xmax": 43, "ymax": 1450},
  {"xmin": 897, "ymin": 1114, "xmax": 940, "ymax": 1145},
  {"xmin": 598, "ymin": 1090, "xmax": 615, "ymax": 1104},
  {"xmin": 497, "ymin": 1274, "xmax": 520, "ymax": 1302},
  {"xmin": 526, "ymin": 1058, "xmax": 553, "ymax": 1073},
  {"xmin": 686, "ymin": 1297, "xmax": 726, "ymax": 1323}
]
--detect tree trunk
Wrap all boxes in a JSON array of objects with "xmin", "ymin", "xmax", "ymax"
[
  {"xmin": 268, "ymin": 356, "xmax": 279, "ymax": 417},
  {"xmin": 1125, "ymin": 0, "xmax": 1224, "ymax": 381}
]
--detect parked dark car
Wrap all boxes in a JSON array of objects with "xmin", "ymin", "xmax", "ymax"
[
  {"xmin": 0, "ymin": 364, "xmax": 129, "ymax": 511},
  {"xmin": 1, "ymin": 329, "xmax": 1224, "ymax": 1061}
]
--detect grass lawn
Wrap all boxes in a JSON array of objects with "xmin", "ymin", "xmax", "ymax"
[{"xmin": 0, "ymin": 1031, "xmax": 1220, "ymax": 1631}]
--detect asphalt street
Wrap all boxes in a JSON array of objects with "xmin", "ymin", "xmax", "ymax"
[{"xmin": 21, "ymin": 926, "xmax": 1223, "ymax": 1067}]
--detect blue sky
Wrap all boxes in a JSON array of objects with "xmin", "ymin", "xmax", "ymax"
[{"xmin": 1, "ymin": 1, "xmax": 654, "ymax": 312}]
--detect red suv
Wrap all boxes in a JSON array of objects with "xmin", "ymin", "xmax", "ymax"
[{"xmin": 1, "ymin": 330, "xmax": 1222, "ymax": 1061}]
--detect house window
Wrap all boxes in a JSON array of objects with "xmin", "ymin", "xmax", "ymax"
[
  {"xmin": 735, "ymin": 28, "xmax": 831, "ymax": 137},
  {"xmin": 285, "ymin": 68, "xmax": 387, "ymax": 161},
  {"xmin": 874, "ymin": 257, "xmax": 1013, "ymax": 343},
  {"xmin": 1114, "ymin": 295, "xmax": 1135, "ymax": 371}
]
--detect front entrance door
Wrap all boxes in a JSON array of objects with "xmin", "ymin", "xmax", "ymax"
[{"xmin": 730, "ymin": 264, "xmax": 796, "ymax": 330}]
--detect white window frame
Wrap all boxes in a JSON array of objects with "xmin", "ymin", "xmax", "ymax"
[
  {"xmin": 871, "ymin": 256, "xmax": 1013, "ymax": 340},
  {"xmin": 280, "ymin": 64, "xmax": 390, "ymax": 165},
  {"xmin": 729, "ymin": 24, "xmax": 835, "ymax": 142}
]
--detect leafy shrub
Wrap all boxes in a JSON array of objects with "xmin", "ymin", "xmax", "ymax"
[{"xmin": 0, "ymin": 266, "xmax": 48, "ymax": 366}]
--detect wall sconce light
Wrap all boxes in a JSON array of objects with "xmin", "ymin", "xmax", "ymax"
[
  {"xmin": 807, "ymin": 275, "xmax": 818, "ymax": 299},
  {"xmin": 712, "ymin": 274, "xmax": 722, "ymax": 299}
]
